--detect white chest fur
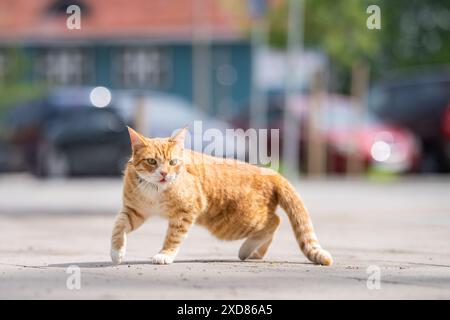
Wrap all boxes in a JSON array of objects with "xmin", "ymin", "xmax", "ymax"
[{"xmin": 135, "ymin": 181, "xmax": 168, "ymax": 218}]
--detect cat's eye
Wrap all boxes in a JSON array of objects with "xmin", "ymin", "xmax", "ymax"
[
  {"xmin": 147, "ymin": 158, "xmax": 157, "ymax": 165},
  {"xmin": 169, "ymin": 159, "xmax": 178, "ymax": 166}
]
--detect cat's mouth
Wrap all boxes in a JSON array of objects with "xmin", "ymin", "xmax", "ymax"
[{"xmin": 159, "ymin": 178, "xmax": 167, "ymax": 183}]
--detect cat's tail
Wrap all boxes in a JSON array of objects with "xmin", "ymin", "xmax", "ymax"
[{"xmin": 275, "ymin": 175, "xmax": 333, "ymax": 266}]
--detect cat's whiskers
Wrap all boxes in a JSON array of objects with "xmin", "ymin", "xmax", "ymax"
[{"xmin": 136, "ymin": 173, "xmax": 159, "ymax": 193}]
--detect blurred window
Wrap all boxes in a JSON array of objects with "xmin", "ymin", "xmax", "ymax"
[
  {"xmin": 323, "ymin": 108, "xmax": 356, "ymax": 129},
  {"xmin": 146, "ymin": 97, "xmax": 209, "ymax": 127},
  {"xmin": 114, "ymin": 47, "xmax": 170, "ymax": 88},
  {"xmin": 80, "ymin": 111, "xmax": 123, "ymax": 132},
  {"xmin": 370, "ymin": 80, "xmax": 450, "ymax": 125},
  {"xmin": 322, "ymin": 105, "xmax": 377, "ymax": 130},
  {"xmin": 390, "ymin": 82, "xmax": 449, "ymax": 115},
  {"xmin": 34, "ymin": 48, "xmax": 94, "ymax": 85}
]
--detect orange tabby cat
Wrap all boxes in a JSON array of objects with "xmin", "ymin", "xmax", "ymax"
[{"xmin": 110, "ymin": 127, "xmax": 333, "ymax": 266}]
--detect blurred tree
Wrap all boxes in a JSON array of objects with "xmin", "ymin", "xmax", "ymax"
[
  {"xmin": 268, "ymin": 0, "xmax": 380, "ymax": 77},
  {"xmin": 0, "ymin": 48, "xmax": 45, "ymax": 118},
  {"xmin": 376, "ymin": 0, "xmax": 450, "ymax": 72},
  {"xmin": 267, "ymin": 0, "xmax": 450, "ymax": 90}
]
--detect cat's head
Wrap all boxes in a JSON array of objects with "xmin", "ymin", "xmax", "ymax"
[{"xmin": 127, "ymin": 127, "xmax": 187, "ymax": 187}]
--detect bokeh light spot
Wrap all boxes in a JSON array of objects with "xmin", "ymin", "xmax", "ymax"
[
  {"xmin": 90, "ymin": 86, "xmax": 112, "ymax": 108},
  {"xmin": 371, "ymin": 141, "xmax": 391, "ymax": 162}
]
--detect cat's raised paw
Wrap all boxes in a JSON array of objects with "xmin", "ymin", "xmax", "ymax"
[
  {"xmin": 111, "ymin": 247, "xmax": 126, "ymax": 265},
  {"xmin": 152, "ymin": 253, "xmax": 174, "ymax": 265}
]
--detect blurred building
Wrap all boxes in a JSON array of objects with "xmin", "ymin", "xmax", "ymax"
[{"xmin": 0, "ymin": 0, "xmax": 252, "ymax": 116}]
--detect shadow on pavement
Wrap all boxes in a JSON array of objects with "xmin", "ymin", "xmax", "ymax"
[{"xmin": 46, "ymin": 259, "xmax": 312, "ymax": 268}]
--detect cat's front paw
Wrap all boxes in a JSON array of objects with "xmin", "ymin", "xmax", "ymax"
[
  {"xmin": 152, "ymin": 253, "xmax": 175, "ymax": 265},
  {"xmin": 111, "ymin": 247, "xmax": 126, "ymax": 265}
]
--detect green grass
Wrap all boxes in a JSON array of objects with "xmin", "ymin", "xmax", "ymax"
[{"xmin": 367, "ymin": 166, "xmax": 401, "ymax": 182}]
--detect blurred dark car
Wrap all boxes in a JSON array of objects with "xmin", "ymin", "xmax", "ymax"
[
  {"xmin": 369, "ymin": 68, "xmax": 450, "ymax": 172},
  {"xmin": 232, "ymin": 94, "xmax": 420, "ymax": 173},
  {"xmin": 5, "ymin": 87, "xmax": 130, "ymax": 177}
]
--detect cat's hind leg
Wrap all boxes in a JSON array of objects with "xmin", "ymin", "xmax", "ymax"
[
  {"xmin": 238, "ymin": 214, "xmax": 280, "ymax": 261},
  {"xmin": 111, "ymin": 207, "xmax": 146, "ymax": 265},
  {"xmin": 248, "ymin": 237, "xmax": 274, "ymax": 260}
]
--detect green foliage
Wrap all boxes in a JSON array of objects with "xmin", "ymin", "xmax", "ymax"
[
  {"xmin": 0, "ymin": 83, "xmax": 46, "ymax": 117},
  {"xmin": 267, "ymin": 0, "xmax": 450, "ymax": 82},
  {"xmin": 0, "ymin": 48, "xmax": 46, "ymax": 117},
  {"xmin": 268, "ymin": 0, "xmax": 380, "ymax": 69},
  {"xmin": 373, "ymin": 0, "xmax": 450, "ymax": 72}
]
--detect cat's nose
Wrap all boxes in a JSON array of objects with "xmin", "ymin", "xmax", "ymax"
[{"xmin": 160, "ymin": 171, "xmax": 168, "ymax": 177}]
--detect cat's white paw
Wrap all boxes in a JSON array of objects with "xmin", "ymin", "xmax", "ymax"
[
  {"xmin": 111, "ymin": 247, "xmax": 126, "ymax": 265},
  {"xmin": 152, "ymin": 253, "xmax": 174, "ymax": 265}
]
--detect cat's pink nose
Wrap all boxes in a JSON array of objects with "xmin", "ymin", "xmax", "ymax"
[{"xmin": 160, "ymin": 171, "xmax": 167, "ymax": 177}]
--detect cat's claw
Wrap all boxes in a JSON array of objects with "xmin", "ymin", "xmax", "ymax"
[
  {"xmin": 152, "ymin": 253, "xmax": 174, "ymax": 265},
  {"xmin": 111, "ymin": 247, "xmax": 126, "ymax": 265}
]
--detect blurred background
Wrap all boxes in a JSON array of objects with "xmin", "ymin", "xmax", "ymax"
[
  {"xmin": 0, "ymin": 0, "xmax": 449, "ymax": 178},
  {"xmin": 1, "ymin": 0, "xmax": 450, "ymax": 300}
]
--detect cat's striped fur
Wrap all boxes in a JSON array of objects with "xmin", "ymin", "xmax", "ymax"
[{"xmin": 110, "ymin": 127, "xmax": 333, "ymax": 266}]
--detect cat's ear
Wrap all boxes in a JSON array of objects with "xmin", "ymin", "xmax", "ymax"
[
  {"xmin": 169, "ymin": 126, "xmax": 188, "ymax": 147},
  {"xmin": 127, "ymin": 127, "xmax": 146, "ymax": 150}
]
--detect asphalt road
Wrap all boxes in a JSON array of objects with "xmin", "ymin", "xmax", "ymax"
[{"xmin": 1, "ymin": 174, "xmax": 450, "ymax": 299}]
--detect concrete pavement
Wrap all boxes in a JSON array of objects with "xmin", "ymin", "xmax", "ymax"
[{"xmin": 1, "ymin": 174, "xmax": 450, "ymax": 299}]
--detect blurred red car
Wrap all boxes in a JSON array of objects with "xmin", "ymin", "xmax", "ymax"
[
  {"xmin": 232, "ymin": 94, "xmax": 421, "ymax": 173},
  {"xmin": 323, "ymin": 103, "xmax": 420, "ymax": 173},
  {"xmin": 369, "ymin": 69, "xmax": 450, "ymax": 172}
]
